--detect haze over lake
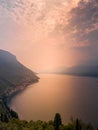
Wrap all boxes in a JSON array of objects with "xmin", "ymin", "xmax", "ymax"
[{"xmin": 9, "ymin": 74, "xmax": 98, "ymax": 126}]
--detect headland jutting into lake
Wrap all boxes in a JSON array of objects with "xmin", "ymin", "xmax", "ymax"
[{"xmin": 0, "ymin": 49, "xmax": 39, "ymax": 121}]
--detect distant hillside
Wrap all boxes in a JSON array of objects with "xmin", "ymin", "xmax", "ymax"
[
  {"xmin": 65, "ymin": 65, "xmax": 98, "ymax": 77},
  {"xmin": 59, "ymin": 65, "xmax": 98, "ymax": 77},
  {"xmin": 40, "ymin": 65, "xmax": 98, "ymax": 77},
  {"xmin": 0, "ymin": 50, "xmax": 39, "ymax": 96}
]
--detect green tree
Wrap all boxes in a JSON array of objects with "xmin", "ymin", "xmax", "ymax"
[{"xmin": 54, "ymin": 113, "xmax": 62, "ymax": 130}]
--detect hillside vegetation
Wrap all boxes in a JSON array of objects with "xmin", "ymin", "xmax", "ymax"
[
  {"xmin": 0, "ymin": 49, "xmax": 39, "ymax": 97},
  {"xmin": 0, "ymin": 113, "xmax": 94, "ymax": 130}
]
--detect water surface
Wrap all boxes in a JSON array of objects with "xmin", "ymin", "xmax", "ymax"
[{"xmin": 9, "ymin": 74, "xmax": 98, "ymax": 126}]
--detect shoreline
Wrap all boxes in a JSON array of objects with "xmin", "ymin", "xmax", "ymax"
[
  {"xmin": 0, "ymin": 78, "xmax": 39, "ymax": 121},
  {"xmin": 5, "ymin": 79, "xmax": 39, "ymax": 103},
  {"xmin": 6, "ymin": 80, "xmax": 38, "ymax": 105}
]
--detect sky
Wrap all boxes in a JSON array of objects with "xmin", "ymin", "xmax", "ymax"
[{"xmin": 0, "ymin": 0, "xmax": 98, "ymax": 72}]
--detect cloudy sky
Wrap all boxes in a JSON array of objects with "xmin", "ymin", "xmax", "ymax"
[{"xmin": 0, "ymin": 0, "xmax": 98, "ymax": 72}]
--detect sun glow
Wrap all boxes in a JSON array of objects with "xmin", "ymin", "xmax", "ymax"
[{"xmin": 0, "ymin": 0, "xmax": 97, "ymax": 72}]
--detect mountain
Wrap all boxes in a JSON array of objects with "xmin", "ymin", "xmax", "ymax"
[
  {"xmin": 46, "ymin": 64, "xmax": 98, "ymax": 77},
  {"xmin": 58, "ymin": 65, "xmax": 98, "ymax": 77},
  {"xmin": 65, "ymin": 65, "xmax": 98, "ymax": 77},
  {"xmin": 0, "ymin": 49, "xmax": 39, "ymax": 97}
]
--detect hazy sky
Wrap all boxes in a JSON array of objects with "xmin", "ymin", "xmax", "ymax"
[{"xmin": 0, "ymin": 0, "xmax": 98, "ymax": 72}]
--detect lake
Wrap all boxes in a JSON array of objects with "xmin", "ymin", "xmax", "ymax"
[{"xmin": 9, "ymin": 74, "xmax": 98, "ymax": 127}]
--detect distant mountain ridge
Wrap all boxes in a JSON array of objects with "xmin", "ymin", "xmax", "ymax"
[
  {"xmin": 65, "ymin": 65, "xmax": 98, "ymax": 77},
  {"xmin": 54, "ymin": 65, "xmax": 98, "ymax": 77},
  {"xmin": 40, "ymin": 64, "xmax": 98, "ymax": 77},
  {"xmin": 0, "ymin": 49, "xmax": 39, "ymax": 96}
]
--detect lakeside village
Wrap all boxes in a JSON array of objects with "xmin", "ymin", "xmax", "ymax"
[
  {"xmin": 0, "ymin": 78, "xmax": 38, "ymax": 122},
  {"xmin": 2, "ymin": 78, "xmax": 37, "ymax": 98}
]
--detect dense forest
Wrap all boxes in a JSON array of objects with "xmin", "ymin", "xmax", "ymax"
[{"xmin": 0, "ymin": 113, "xmax": 94, "ymax": 130}]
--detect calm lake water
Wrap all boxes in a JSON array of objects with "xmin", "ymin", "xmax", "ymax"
[{"xmin": 9, "ymin": 74, "xmax": 98, "ymax": 126}]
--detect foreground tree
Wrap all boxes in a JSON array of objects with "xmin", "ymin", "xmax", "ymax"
[
  {"xmin": 76, "ymin": 118, "xmax": 81, "ymax": 130},
  {"xmin": 54, "ymin": 113, "xmax": 62, "ymax": 130}
]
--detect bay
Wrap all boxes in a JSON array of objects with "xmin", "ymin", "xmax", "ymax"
[{"xmin": 9, "ymin": 74, "xmax": 98, "ymax": 126}]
